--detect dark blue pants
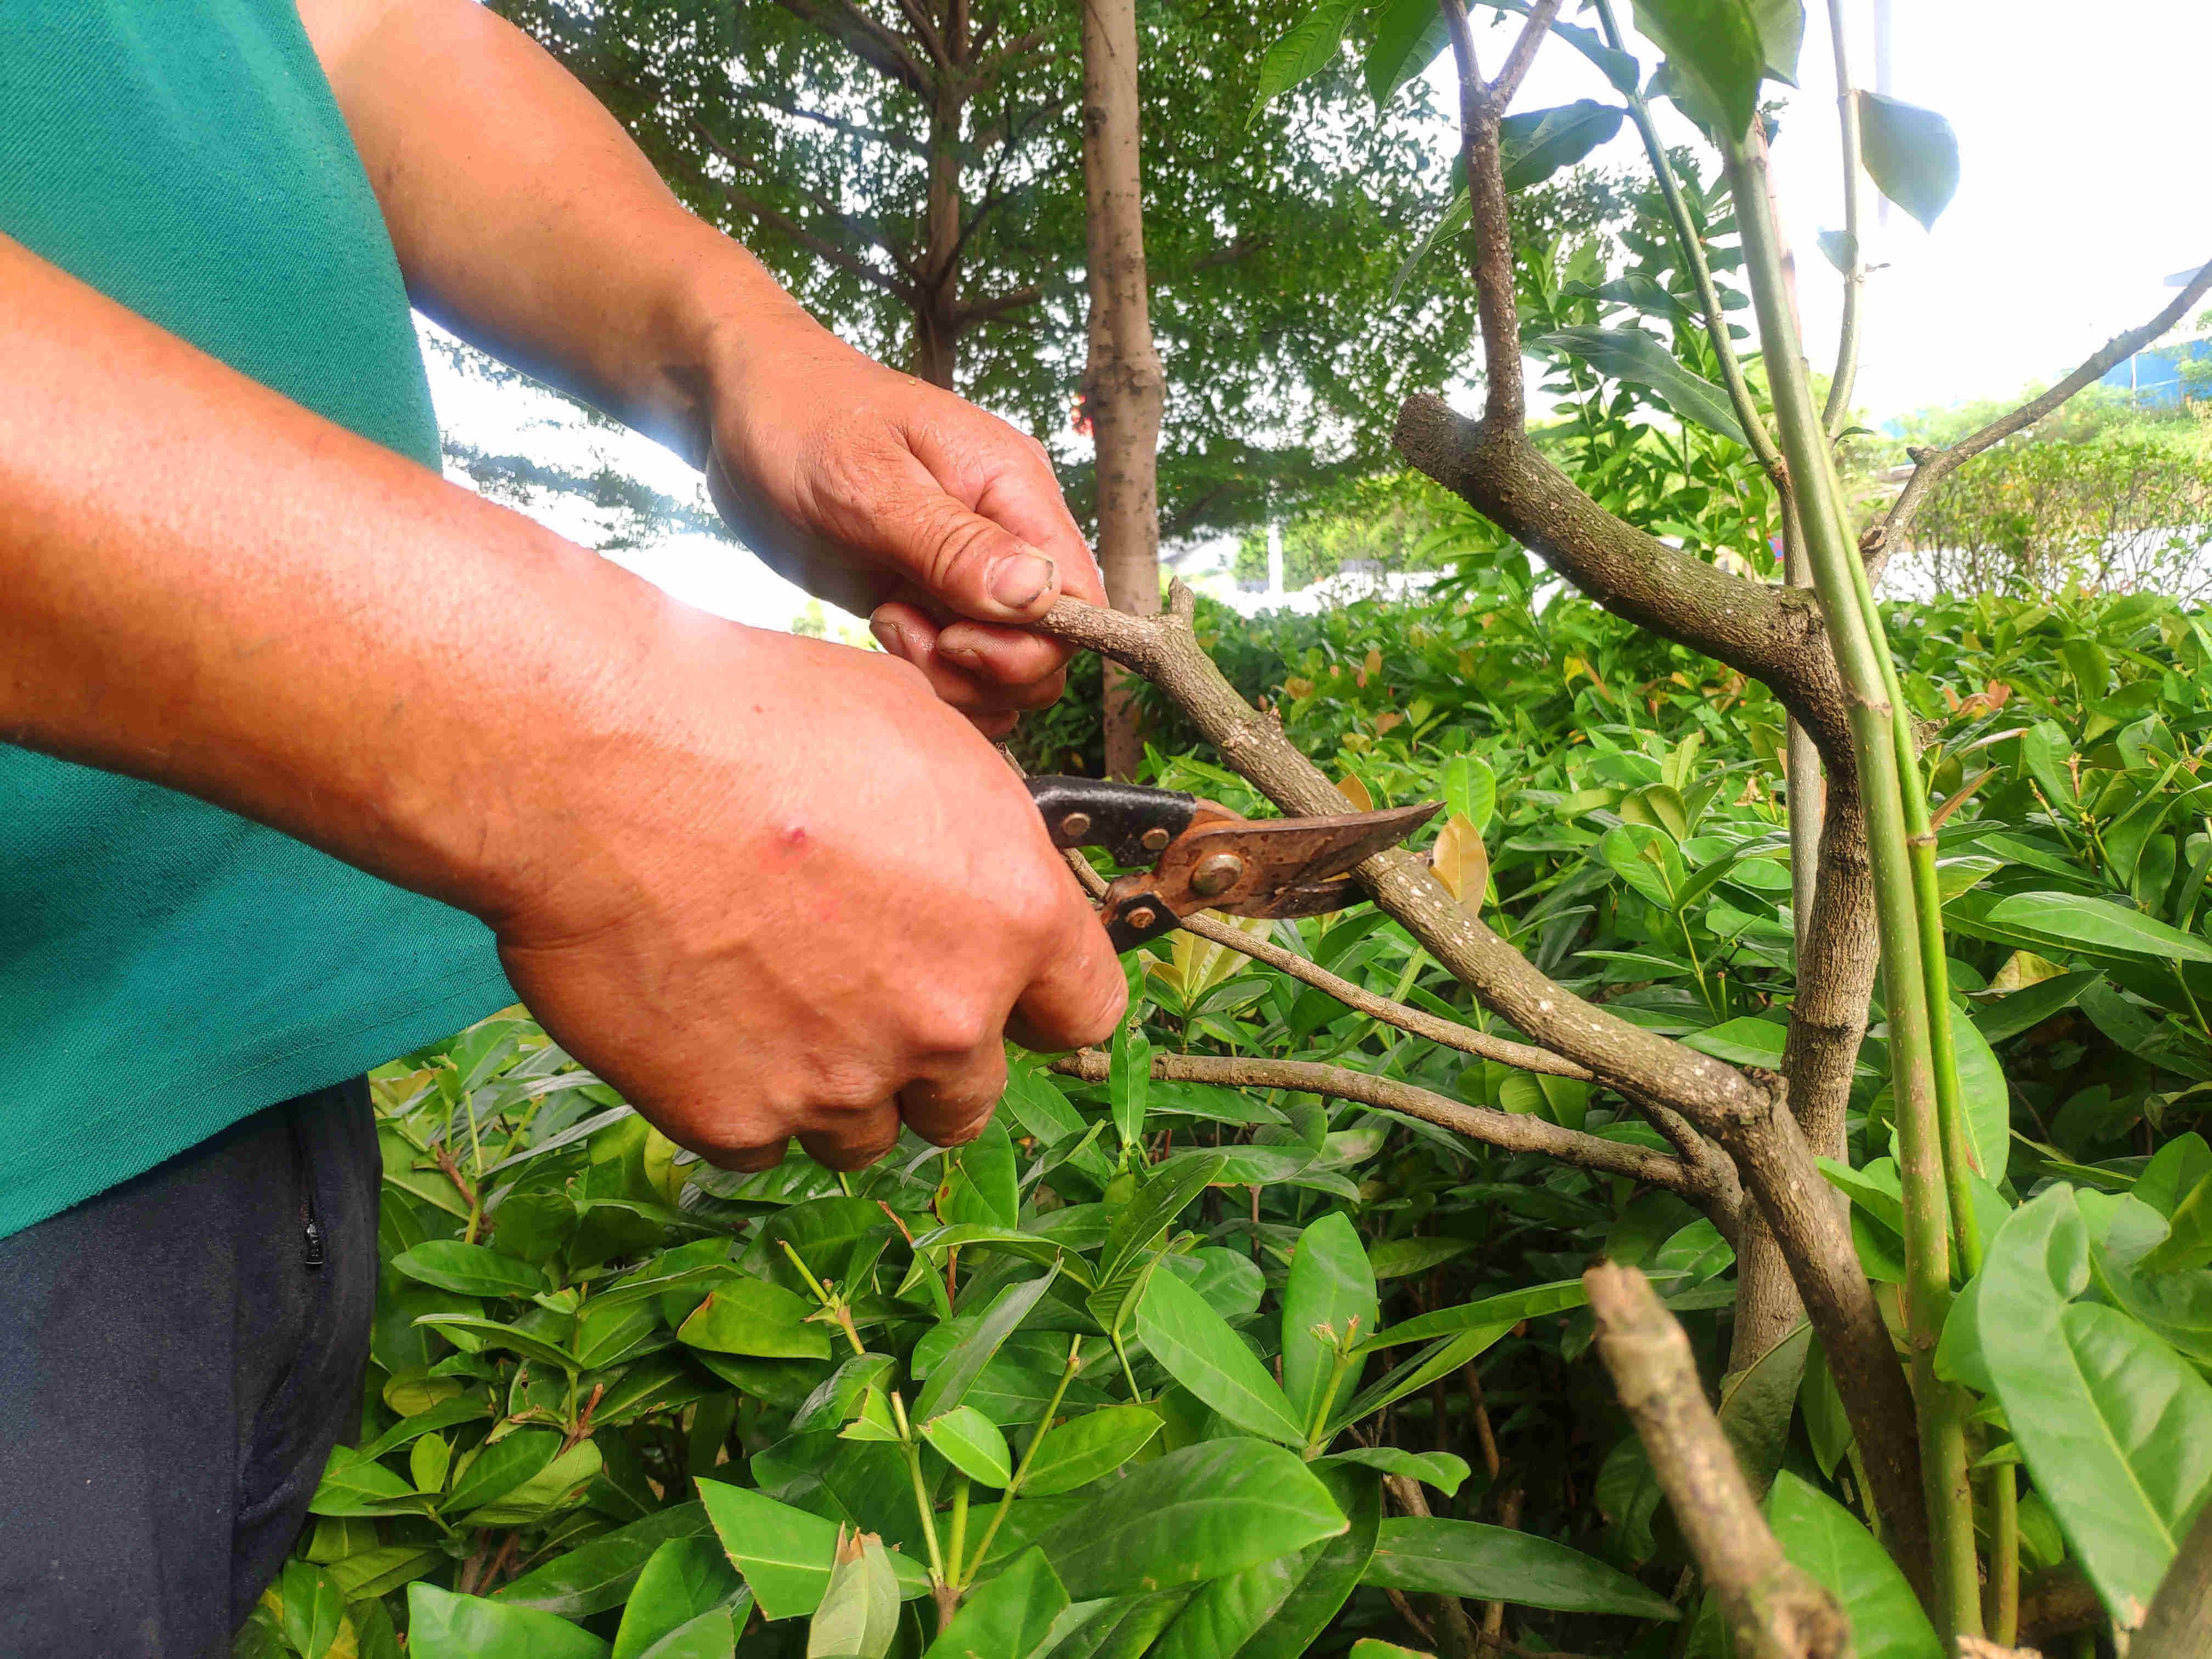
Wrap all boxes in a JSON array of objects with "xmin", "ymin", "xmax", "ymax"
[{"xmin": 0, "ymin": 1079, "xmax": 379, "ymax": 1657}]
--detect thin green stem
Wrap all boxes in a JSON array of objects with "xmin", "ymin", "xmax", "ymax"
[
  {"xmin": 1304, "ymin": 1336, "xmax": 1361, "ymax": 1455},
  {"xmin": 1822, "ymin": 0, "xmax": 1866, "ymax": 434},
  {"xmin": 946, "ymin": 1476, "xmax": 970, "ymax": 1588},
  {"xmin": 962, "ymin": 1337, "xmax": 1082, "ymax": 1588},
  {"xmin": 886, "ymin": 1390, "xmax": 948, "ymax": 1590},
  {"xmin": 1591, "ymin": 0, "xmax": 1783, "ymax": 480},
  {"xmin": 1725, "ymin": 122, "xmax": 1978, "ymax": 1643},
  {"xmin": 1985, "ymin": 1461, "xmax": 2021, "ymax": 1646}
]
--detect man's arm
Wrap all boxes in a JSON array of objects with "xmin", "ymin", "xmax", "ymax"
[
  {"xmin": 0, "ymin": 232, "xmax": 1124, "ymax": 1168},
  {"xmin": 295, "ymin": 0, "xmax": 1101, "ymax": 736}
]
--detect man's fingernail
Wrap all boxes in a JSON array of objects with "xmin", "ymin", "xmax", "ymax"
[
  {"xmin": 989, "ymin": 550, "xmax": 1055, "ymax": 611},
  {"xmin": 869, "ymin": 616, "xmax": 902, "ymax": 652}
]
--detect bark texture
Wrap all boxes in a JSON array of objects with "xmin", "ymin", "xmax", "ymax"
[{"xmin": 1079, "ymin": 0, "xmax": 1164, "ymax": 778}]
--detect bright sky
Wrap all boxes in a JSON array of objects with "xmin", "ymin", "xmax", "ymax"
[{"xmin": 428, "ymin": 0, "xmax": 2210, "ymax": 628}]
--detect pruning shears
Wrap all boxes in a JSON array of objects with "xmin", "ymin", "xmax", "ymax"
[{"xmin": 1027, "ymin": 776, "xmax": 1440, "ymax": 951}]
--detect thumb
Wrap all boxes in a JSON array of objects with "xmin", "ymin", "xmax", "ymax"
[{"xmin": 875, "ymin": 477, "xmax": 1065, "ymax": 624}]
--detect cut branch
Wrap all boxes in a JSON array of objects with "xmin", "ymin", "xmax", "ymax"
[
  {"xmin": 1050, "ymin": 1050, "xmax": 1723, "ymax": 1206},
  {"xmin": 1587, "ymin": 1266, "xmax": 1852, "ymax": 1659},
  {"xmin": 1866, "ymin": 256, "xmax": 2212, "ymax": 573},
  {"xmin": 1039, "ymin": 589, "xmax": 1927, "ymax": 1579}
]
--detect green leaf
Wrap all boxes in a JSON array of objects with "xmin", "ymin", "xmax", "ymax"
[
  {"xmin": 695, "ymin": 1479, "xmax": 929, "ymax": 1621},
  {"xmin": 937, "ymin": 1120, "xmax": 1019, "ymax": 1230},
  {"xmin": 678, "ymin": 1277, "xmax": 833, "ymax": 1361},
  {"xmin": 631, "ymin": 1612, "xmax": 737, "ymax": 1659},
  {"xmin": 1746, "ymin": 0, "xmax": 1805, "ymax": 83},
  {"xmin": 1855, "ymin": 91, "xmax": 1961, "ymax": 231},
  {"xmin": 806, "ymin": 1533, "xmax": 900, "ymax": 1659},
  {"xmin": 1767, "ymin": 1471, "xmax": 1939, "ymax": 1659},
  {"xmin": 1110, "ymin": 1024, "xmax": 1152, "ymax": 1154},
  {"xmin": 1390, "ymin": 190, "xmax": 1470, "ymax": 304},
  {"xmin": 922, "ymin": 1404, "xmax": 1014, "ymax": 1488},
  {"xmin": 1137, "ymin": 1262, "xmax": 1308, "ymax": 1444},
  {"xmin": 1977, "ymin": 1187, "xmax": 2212, "ymax": 1629},
  {"xmin": 1972, "ymin": 969, "xmax": 2098, "ymax": 1045},
  {"xmin": 407, "ymin": 1583, "xmax": 611, "ymax": 1659},
  {"xmin": 1364, "ymin": 1518, "xmax": 1679, "ymax": 1618},
  {"xmin": 916, "ymin": 1266, "xmax": 1060, "ymax": 1419},
  {"xmin": 610, "ymin": 1537, "xmax": 748, "ymax": 1659},
  {"xmin": 308, "ymin": 1449, "xmax": 437, "ymax": 1519},
  {"xmin": 923, "ymin": 1546, "xmax": 1068, "ymax": 1658},
  {"xmin": 1349, "ymin": 1645, "xmax": 1432, "ymax": 1659},
  {"xmin": 1318, "ymin": 1447, "xmax": 1471, "ymax": 1497},
  {"xmin": 2141, "ymin": 1173, "xmax": 2212, "ymax": 1274},
  {"xmin": 1089, "ymin": 1158, "xmax": 1223, "ymax": 1338},
  {"xmin": 1540, "ymin": 328, "xmax": 1748, "ymax": 447},
  {"xmin": 1365, "ymin": 1237, "xmax": 1476, "ymax": 1281},
  {"xmin": 1280, "ymin": 1211, "xmax": 1378, "ymax": 1441},
  {"xmin": 465, "ymin": 1438, "xmax": 603, "ymax": 1526},
  {"xmin": 1441, "ymin": 753, "xmax": 1498, "ymax": 837},
  {"xmin": 1251, "ymin": 0, "xmax": 1359, "ymax": 115},
  {"xmin": 276, "ymin": 1560, "xmax": 346, "ymax": 1659},
  {"xmin": 1951, "ymin": 1013, "xmax": 2012, "ymax": 1182},
  {"xmin": 1628, "ymin": 0, "xmax": 1766, "ymax": 137},
  {"xmin": 1361, "ymin": 1279, "xmax": 1587, "ymax": 1353},
  {"xmin": 1019, "ymin": 1404, "xmax": 1163, "ymax": 1497},
  {"xmin": 1363, "ymin": 0, "xmax": 1448, "ymax": 106},
  {"xmin": 1330, "ymin": 1328, "xmax": 1510, "ymax": 1435},
  {"xmin": 391, "ymin": 1240, "xmax": 546, "ymax": 1299},
  {"xmin": 1151, "ymin": 1465, "xmax": 1380, "ymax": 1659},
  {"xmin": 500, "ymin": 1504, "xmax": 716, "ymax": 1619},
  {"xmin": 1718, "ymin": 1322, "xmax": 1810, "ymax": 1501},
  {"xmin": 1985, "ymin": 891, "xmax": 2212, "ymax": 964},
  {"xmin": 442, "ymin": 1427, "xmax": 560, "ymax": 1517},
  {"xmin": 1816, "ymin": 228, "xmax": 1857, "ymax": 273},
  {"xmin": 1499, "ymin": 101, "xmax": 1626, "ymax": 193},
  {"xmin": 414, "ymin": 1314, "xmax": 575, "ymax": 1373},
  {"xmin": 1682, "ymin": 1015, "xmax": 1789, "ymax": 1070},
  {"xmin": 1036, "ymin": 1440, "xmax": 1347, "ymax": 1598}
]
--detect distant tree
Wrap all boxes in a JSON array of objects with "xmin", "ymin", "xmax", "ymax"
[{"xmin": 488, "ymin": 0, "xmax": 1480, "ymax": 541}]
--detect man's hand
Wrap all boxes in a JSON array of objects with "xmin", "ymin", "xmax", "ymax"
[
  {"xmin": 495, "ymin": 627, "xmax": 1126, "ymax": 1170},
  {"xmin": 700, "ymin": 311, "xmax": 1104, "ymax": 740}
]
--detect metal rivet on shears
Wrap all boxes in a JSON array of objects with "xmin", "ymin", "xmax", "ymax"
[
  {"xmin": 1059, "ymin": 811, "xmax": 1092, "ymax": 840},
  {"xmin": 1139, "ymin": 827, "xmax": 1172, "ymax": 854},
  {"xmin": 1125, "ymin": 905, "xmax": 1158, "ymax": 929},
  {"xmin": 1189, "ymin": 851, "xmax": 1245, "ymax": 898}
]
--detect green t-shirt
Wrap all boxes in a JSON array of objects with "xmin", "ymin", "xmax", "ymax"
[{"xmin": 0, "ymin": 2, "xmax": 515, "ymax": 1236}]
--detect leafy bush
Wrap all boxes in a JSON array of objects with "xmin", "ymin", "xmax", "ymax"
[{"xmin": 241, "ymin": 572, "xmax": 2212, "ymax": 1658}]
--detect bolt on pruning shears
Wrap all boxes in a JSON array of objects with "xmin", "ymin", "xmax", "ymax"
[{"xmin": 1026, "ymin": 776, "xmax": 1440, "ymax": 951}]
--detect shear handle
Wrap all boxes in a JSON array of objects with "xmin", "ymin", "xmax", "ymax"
[{"xmin": 1026, "ymin": 775, "xmax": 1198, "ymax": 869}]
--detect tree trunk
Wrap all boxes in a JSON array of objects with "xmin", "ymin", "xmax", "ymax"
[
  {"xmin": 912, "ymin": 8, "xmax": 965, "ymax": 388},
  {"xmin": 1080, "ymin": 0, "xmax": 1164, "ymax": 778}
]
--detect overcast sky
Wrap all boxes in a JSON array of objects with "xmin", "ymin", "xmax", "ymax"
[{"xmin": 429, "ymin": 0, "xmax": 2210, "ymax": 628}]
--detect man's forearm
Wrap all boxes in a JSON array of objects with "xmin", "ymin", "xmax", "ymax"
[
  {"xmin": 301, "ymin": 0, "xmax": 800, "ymax": 466},
  {"xmin": 0, "ymin": 229, "xmax": 687, "ymax": 922}
]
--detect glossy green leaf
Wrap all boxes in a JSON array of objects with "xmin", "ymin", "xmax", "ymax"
[
  {"xmin": 1746, "ymin": 0, "xmax": 1804, "ymax": 82},
  {"xmin": 1137, "ymin": 1261, "xmax": 1307, "ymax": 1444},
  {"xmin": 1360, "ymin": 1278, "xmax": 1587, "ymax": 1353},
  {"xmin": 937, "ymin": 1120, "xmax": 1019, "ymax": 1230},
  {"xmin": 1499, "ymin": 101, "xmax": 1626, "ymax": 193},
  {"xmin": 1766, "ymin": 1471, "xmax": 1939, "ymax": 1659},
  {"xmin": 916, "ymin": 1266, "xmax": 1059, "ymax": 1419},
  {"xmin": 1596, "ymin": 819, "xmax": 1694, "ymax": 907},
  {"xmin": 1951, "ymin": 1012, "xmax": 2013, "ymax": 1181},
  {"xmin": 307, "ymin": 1449, "xmax": 436, "ymax": 1519},
  {"xmin": 1985, "ymin": 891, "xmax": 2212, "ymax": 964},
  {"xmin": 1550, "ymin": 326, "xmax": 1751, "ymax": 446},
  {"xmin": 391, "ymin": 1240, "xmax": 546, "ymax": 1298},
  {"xmin": 631, "ymin": 1611, "xmax": 737, "ymax": 1659},
  {"xmin": 1151, "ymin": 1465, "xmax": 1380, "ymax": 1659},
  {"xmin": 923, "ymin": 1545, "xmax": 1066, "ymax": 1658},
  {"xmin": 806, "ymin": 1533, "xmax": 900, "ymax": 1659},
  {"xmin": 407, "ymin": 1583, "xmax": 610, "ymax": 1659},
  {"xmin": 1441, "ymin": 753, "xmax": 1498, "ymax": 837},
  {"xmin": 1089, "ymin": 1158, "xmax": 1222, "ymax": 1338},
  {"xmin": 1364, "ymin": 1517, "xmax": 1678, "ymax": 1618},
  {"xmin": 1037, "ymin": 1440, "xmax": 1347, "ymax": 1598},
  {"xmin": 2141, "ymin": 1173, "xmax": 2212, "ymax": 1274},
  {"xmin": 1348, "ymin": 1645, "xmax": 1431, "ymax": 1659},
  {"xmin": 1251, "ymin": 0, "xmax": 1359, "ymax": 115},
  {"xmin": 1019, "ymin": 1404, "xmax": 1162, "ymax": 1497},
  {"xmin": 414, "ymin": 1313, "xmax": 575, "ymax": 1372},
  {"xmin": 1331, "ymin": 1327, "xmax": 1510, "ymax": 1435},
  {"xmin": 610, "ymin": 1538, "xmax": 748, "ymax": 1659},
  {"xmin": 695, "ymin": 1479, "xmax": 928, "ymax": 1621},
  {"xmin": 678, "ymin": 1277, "xmax": 832, "ymax": 1361},
  {"xmin": 1110, "ymin": 1023, "xmax": 1152, "ymax": 1153},
  {"xmin": 1628, "ymin": 0, "xmax": 1765, "ymax": 137},
  {"xmin": 500, "ymin": 1503, "xmax": 718, "ymax": 1618},
  {"xmin": 441, "ymin": 1428, "xmax": 558, "ymax": 1517},
  {"xmin": 1279, "ymin": 1211, "xmax": 1378, "ymax": 1442},
  {"xmin": 1717, "ymin": 1321, "xmax": 1809, "ymax": 1501},
  {"xmin": 275, "ymin": 1560, "xmax": 345, "ymax": 1659},
  {"xmin": 922, "ymin": 1404, "xmax": 1014, "ymax": 1488},
  {"xmin": 1978, "ymin": 1187, "xmax": 2212, "ymax": 1629},
  {"xmin": 1318, "ymin": 1447, "xmax": 1470, "ymax": 1497},
  {"xmin": 1855, "ymin": 91, "xmax": 1960, "ymax": 231}
]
